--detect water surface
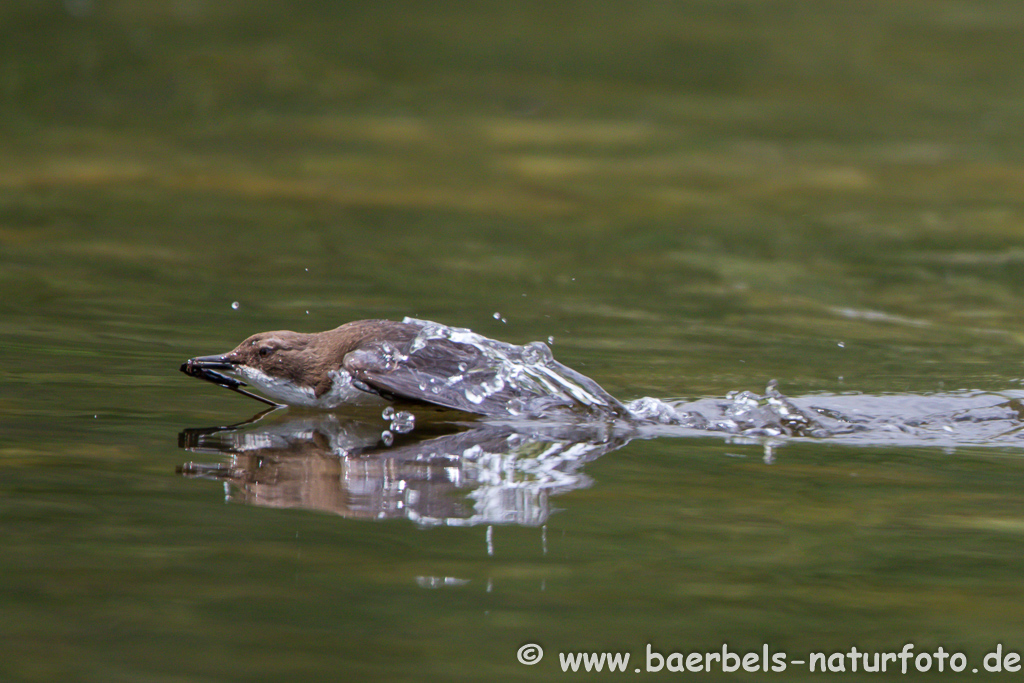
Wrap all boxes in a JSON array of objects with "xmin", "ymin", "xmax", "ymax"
[{"xmin": 3, "ymin": 2, "xmax": 1024, "ymax": 680}]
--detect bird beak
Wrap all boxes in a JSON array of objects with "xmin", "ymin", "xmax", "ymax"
[
  {"xmin": 181, "ymin": 354, "xmax": 239, "ymax": 384},
  {"xmin": 182, "ymin": 354, "xmax": 235, "ymax": 371},
  {"xmin": 180, "ymin": 354, "xmax": 282, "ymax": 408}
]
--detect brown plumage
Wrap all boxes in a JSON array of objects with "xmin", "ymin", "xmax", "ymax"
[{"xmin": 182, "ymin": 319, "xmax": 627, "ymax": 418}]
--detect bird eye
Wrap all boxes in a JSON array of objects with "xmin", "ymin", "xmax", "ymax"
[{"xmin": 258, "ymin": 346, "xmax": 273, "ymax": 357}]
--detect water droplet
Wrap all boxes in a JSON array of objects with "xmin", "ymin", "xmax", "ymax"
[
  {"xmin": 381, "ymin": 430, "xmax": 394, "ymax": 447},
  {"xmin": 409, "ymin": 321, "xmax": 451, "ymax": 353},
  {"xmin": 493, "ymin": 312, "xmax": 501, "ymax": 320},
  {"xmin": 521, "ymin": 341, "xmax": 552, "ymax": 365},
  {"xmin": 548, "ymin": 336, "xmax": 554, "ymax": 345},
  {"xmin": 481, "ymin": 375, "xmax": 505, "ymax": 393},
  {"xmin": 464, "ymin": 387, "xmax": 485, "ymax": 404},
  {"xmin": 231, "ymin": 301, "xmax": 240, "ymax": 310},
  {"xmin": 382, "ymin": 406, "xmax": 395, "ymax": 420},
  {"xmin": 390, "ymin": 411, "xmax": 416, "ymax": 433},
  {"xmin": 837, "ymin": 341, "xmax": 846, "ymax": 348},
  {"xmin": 377, "ymin": 341, "xmax": 405, "ymax": 370}
]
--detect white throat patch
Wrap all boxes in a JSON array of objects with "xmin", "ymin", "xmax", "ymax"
[{"xmin": 235, "ymin": 366, "xmax": 386, "ymax": 409}]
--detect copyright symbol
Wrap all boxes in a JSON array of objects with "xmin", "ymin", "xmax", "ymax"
[{"xmin": 517, "ymin": 643, "xmax": 544, "ymax": 665}]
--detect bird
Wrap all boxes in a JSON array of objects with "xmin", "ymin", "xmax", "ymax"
[{"xmin": 181, "ymin": 318, "xmax": 627, "ymax": 419}]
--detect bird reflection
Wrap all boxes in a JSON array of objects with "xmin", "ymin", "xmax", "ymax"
[{"xmin": 178, "ymin": 408, "xmax": 632, "ymax": 526}]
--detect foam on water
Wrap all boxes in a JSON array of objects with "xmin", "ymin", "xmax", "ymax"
[{"xmin": 626, "ymin": 383, "xmax": 1024, "ymax": 448}]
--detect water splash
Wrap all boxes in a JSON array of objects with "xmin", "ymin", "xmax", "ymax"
[
  {"xmin": 626, "ymin": 382, "xmax": 1024, "ymax": 448},
  {"xmin": 382, "ymin": 406, "xmax": 416, "ymax": 434},
  {"xmin": 401, "ymin": 317, "xmax": 626, "ymax": 419},
  {"xmin": 397, "ymin": 318, "xmax": 1024, "ymax": 448}
]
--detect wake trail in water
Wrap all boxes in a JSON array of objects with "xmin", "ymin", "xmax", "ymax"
[
  {"xmin": 625, "ymin": 381, "xmax": 1024, "ymax": 448},
  {"xmin": 387, "ymin": 319, "xmax": 1024, "ymax": 449}
]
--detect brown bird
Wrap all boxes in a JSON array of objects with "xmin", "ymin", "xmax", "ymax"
[{"xmin": 181, "ymin": 318, "xmax": 627, "ymax": 418}]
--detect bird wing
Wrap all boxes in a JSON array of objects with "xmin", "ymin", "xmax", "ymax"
[{"xmin": 342, "ymin": 336, "xmax": 626, "ymax": 419}]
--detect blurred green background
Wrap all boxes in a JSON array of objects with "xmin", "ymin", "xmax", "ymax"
[{"xmin": 4, "ymin": 1, "xmax": 1024, "ymax": 681}]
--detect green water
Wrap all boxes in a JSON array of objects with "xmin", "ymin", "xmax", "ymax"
[{"xmin": 4, "ymin": 1, "xmax": 1024, "ymax": 680}]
